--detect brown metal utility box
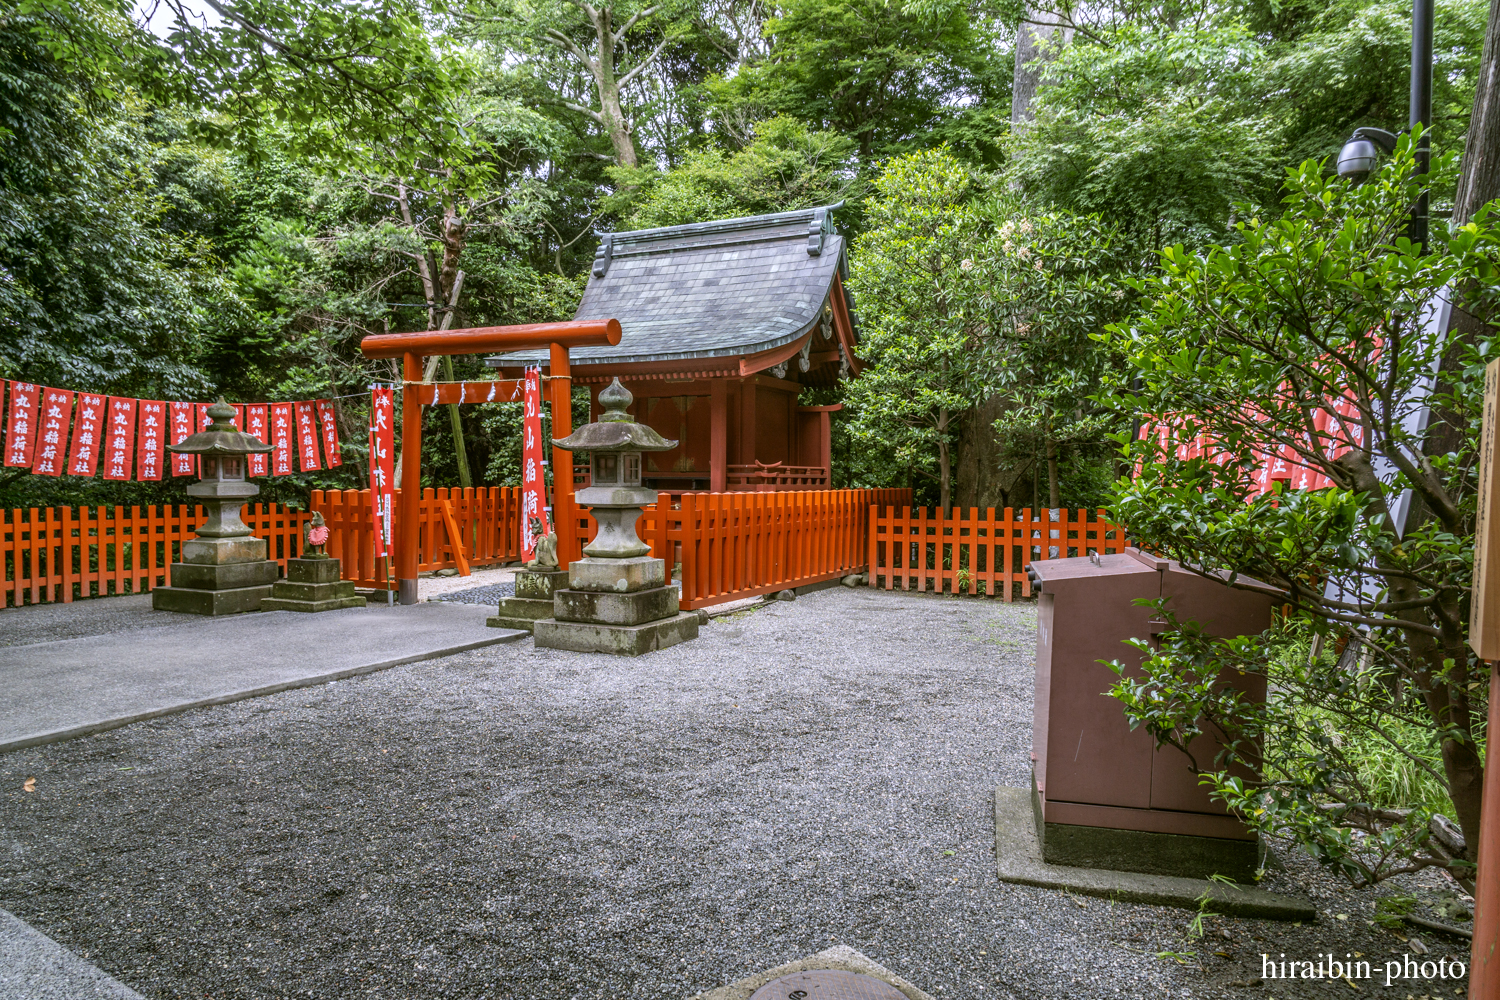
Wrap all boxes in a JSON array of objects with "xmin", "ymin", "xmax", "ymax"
[{"xmin": 1030, "ymin": 547, "xmax": 1275, "ymax": 880}]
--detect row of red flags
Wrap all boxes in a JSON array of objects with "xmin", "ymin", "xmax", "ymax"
[
  {"xmin": 2, "ymin": 381, "xmax": 343, "ymax": 479},
  {"xmin": 1143, "ymin": 395, "xmax": 1364, "ymax": 494}
]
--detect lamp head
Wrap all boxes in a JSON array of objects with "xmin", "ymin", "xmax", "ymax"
[{"xmin": 1336, "ymin": 127, "xmax": 1400, "ymax": 181}]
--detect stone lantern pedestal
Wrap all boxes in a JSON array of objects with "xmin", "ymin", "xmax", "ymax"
[
  {"xmin": 532, "ymin": 379, "xmax": 699, "ymax": 656},
  {"xmin": 152, "ymin": 399, "xmax": 281, "ymax": 616}
]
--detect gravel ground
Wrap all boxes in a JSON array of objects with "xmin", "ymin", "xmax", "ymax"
[
  {"xmin": 0, "ymin": 588, "xmax": 1475, "ymax": 1000},
  {"xmin": 433, "ymin": 581, "xmax": 515, "ymax": 604}
]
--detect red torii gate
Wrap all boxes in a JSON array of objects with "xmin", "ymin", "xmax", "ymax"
[{"xmin": 360, "ymin": 319, "xmax": 622, "ymax": 604}]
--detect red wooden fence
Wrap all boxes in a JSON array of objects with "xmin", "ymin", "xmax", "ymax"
[
  {"xmin": 2, "ymin": 504, "xmax": 309, "ymax": 607},
  {"xmin": 309, "ymin": 487, "xmax": 523, "ymax": 591},
  {"xmin": 868, "ymin": 506, "xmax": 1132, "ymax": 601},
  {"xmin": 562, "ymin": 488, "xmax": 912, "ymax": 610}
]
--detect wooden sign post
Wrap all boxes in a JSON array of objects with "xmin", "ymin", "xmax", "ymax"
[{"xmin": 1470, "ymin": 359, "xmax": 1500, "ymax": 998}]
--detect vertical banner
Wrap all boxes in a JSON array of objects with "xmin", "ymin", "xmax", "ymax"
[
  {"xmin": 315, "ymin": 399, "xmax": 342, "ymax": 467},
  {"xmin": 520, "ymin": 366, "xmax": 550, "ymax": 563},
  {"xmin": 67, "ymin": 393, "xmax": 106, "ymax": 477},
  {"xmin": 245, "ymin": 405, "xmax": 269, "ymax": 477},
  {"xmin": 136, "ymin": 401, "xmax": 167, "ymax": 481},
  {"xmin": 102, "ymin": 397, "xmax": 137, "ymax": 480},
  {"xmin": 4, "ymin": 381, "xmax": 39, "ymax": 467},
  {"xmin": 169, "ymin": 402, "xmax": 196, "ymax": 475},
  {"xmin": 368, "ymin": 387, "xmax": 395, "ymax": 558},
  {"xmin": 270, "ymin": 402, "xmax": 294, "ymax": 475},
  {"xmin": 295, "ymin": 400, "xmax": 321, "ymax": 471},
  {"xmin": 32, "ymin": 388, "xmax": 74, "ymax": 476}
]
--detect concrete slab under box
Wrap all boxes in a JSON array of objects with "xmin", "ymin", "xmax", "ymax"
[
  {"xmin": 1042, "ymin": 819, "xmax": 1260, "ymax": 881},
  {"xmin": 687, "ymin": 945, "xmax": 933, "ymax": 1000},
  {"xmin": 533, "ymin": 611, "xmax": 698, "ymax": 656},
  {"xmin": 993, "ymin": 786, "xmax": 1315, "ymax": 920},
  {"xmin": 553, "ymin": 585, "xmax": 679, "ymax": 626},
  {"xmin": 151, "ymin": 583, "xmax": 274, "ymax": 616}
]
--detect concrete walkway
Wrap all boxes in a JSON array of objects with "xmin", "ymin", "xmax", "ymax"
[
  {"xmin": 0, "ymin": 601, "xmax": 524, "ymax": 753},
  {"xmin": 0, "ymin": 908, "xmax": 145, "ymax": 998}
]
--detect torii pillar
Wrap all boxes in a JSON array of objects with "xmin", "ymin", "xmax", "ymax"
[{"xmin": 360, "ymin": 320, "xmax": 621, "ymax": 604}]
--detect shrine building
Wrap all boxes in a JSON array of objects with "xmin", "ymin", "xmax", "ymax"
[{"xmin": 486, "ymin": 204, "xmax": 862, "ymax": 493}]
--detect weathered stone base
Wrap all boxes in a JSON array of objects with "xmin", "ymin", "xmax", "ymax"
[
  {"xmin": 554, "ymin": 585, "xmax": 678, "ymax": 626},
  {"xmin": 1040, "ymin": 821, "xmax": 1261, "ymax": 882},
  {"xmin": 257, "ymin": 557, "xmax": 367, "ymax": 613},
  {"xmin": 515, "ymin": 569, "xmax": 569, "ymax": 600},
  {"xmin": 152, "ymin": 584, "xmax": 275, "ymax": 616},
  {"xmin": 486, "ymin": 597, "xmax": 554, "ymax": 631},
  {"xmin": 533, "ymin": 611, "xmax": 699, "ymax": 656},
  {"xmin": 168, "ymin": 559, "xmax": 279, "ymax": 591},
  {"xmin": 567, "ymin": 556, "xmax": 665, "ymax": 594}
]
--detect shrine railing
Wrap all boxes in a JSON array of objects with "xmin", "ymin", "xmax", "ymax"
[
  {"xmin": 309, "ymin": 487, "xmax": 523, "ymax": 590},
  {"xmin": 725, "ymin": 462, "xmax": 830, "ymax": 491},
  {"xmin": 2, "ymin": 503, "xmax": 309, "ymax": 607},
  {"xmin": 563, "ymin": 487, "xmax": 912, "ymax": 610},
  {"xmin": 868, "ymin": 506, "xmax": 1131, "ymax": 602}
]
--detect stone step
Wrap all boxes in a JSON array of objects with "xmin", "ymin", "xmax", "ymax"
[
  {"xmin": 486, "ymin": 613, "xmax": 539, "ymax": 632},
  {"xmin": 266, "ymin": 579, "xmax": 359, "ymax": 603},
  {"xmin": 259, "ymin": 596, "xmax": 368, "ymax": 613},
  {"xmin": 493, "ymin": 596, "xmax": 555, "ymax": 620}
]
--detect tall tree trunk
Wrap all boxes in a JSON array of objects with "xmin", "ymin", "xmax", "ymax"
[
  {"xmin": 1046, "ymin": 434, "xmax": 1060, "ymax": 509},
  {"xmin": 938, "ymin": 407, "xmax": 951, "ymax": 511},
  {"xmin": 1455, "ymin": 0, "xmax": 1500, "ymax": 227},
  {"xmin": 1011, "ymin": 8, "xmax": 1072, "ymax": 123}
]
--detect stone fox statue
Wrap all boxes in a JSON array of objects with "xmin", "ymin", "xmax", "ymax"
[{"xmin": 525, "ymin": 517, "xmax": 558, "ymax": 570}]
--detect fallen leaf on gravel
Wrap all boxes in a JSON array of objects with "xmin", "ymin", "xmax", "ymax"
[
  {"xmin": 1226, "ymin": 978, "xmax": 1263, "ymax": 987},
  {"xmin": 1410, "ymin": 938, "xmax": 1429, "ymax": 954},
  {"xmin": 22, "ymin": 777, "xmax": 35, "ymax": 792}
]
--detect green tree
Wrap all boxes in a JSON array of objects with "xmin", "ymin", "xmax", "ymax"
[{"xmin": 1100, "ymin": 139, "xmax": 1500, "ymax": 886}]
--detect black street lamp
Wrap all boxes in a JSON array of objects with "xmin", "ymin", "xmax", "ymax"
[{"xmin": 1335, "ymin": 0, "xmax": 1433, "ymax": 249}]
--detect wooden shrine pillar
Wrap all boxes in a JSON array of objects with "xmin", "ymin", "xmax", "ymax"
[
  {"xmin": 710, "ymin": 379, "xmax": 727, "ymax": 492},
  {"xmin": 739, "ymin": 377, "xmax": 756, "ymax": 468},
  {"xmin": 398, "ymin": 351, "xmax": 424, "ymax": 605},
  {"xmin": 549, "ymin": 342, "xmax": 576, "ymax": 567}
]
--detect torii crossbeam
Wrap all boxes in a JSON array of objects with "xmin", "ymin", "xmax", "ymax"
[{"xmin": 360, "ymin": 319, "xmax": 622, "ymax": 604}]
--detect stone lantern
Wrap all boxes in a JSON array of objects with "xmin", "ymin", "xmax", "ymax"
[
  {"xmin": 532, "ymin": 378, "xmax": 700, "ymax": 655},
  {"xmin": 152, "ymin": 398, "xmax": 281, "ymax": 615}
]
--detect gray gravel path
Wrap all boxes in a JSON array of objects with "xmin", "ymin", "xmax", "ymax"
[
  {"xmin": 432, "ymin": 581, "xmax": 515, "ymax": 604},
  {"xmin": 0, "ymin": 588, "xmax": 1472, "ymax": 999}
]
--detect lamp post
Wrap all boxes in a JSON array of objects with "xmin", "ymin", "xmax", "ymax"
[{"xmin": 1335, "ymin": 0, "xmax": 1432, "ymax": 249}]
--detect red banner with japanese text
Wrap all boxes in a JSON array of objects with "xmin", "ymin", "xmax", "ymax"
[
  {"xmin": 245, "ymin": 405, "xmax": 269, "ymax": 476},
  {"xmin": 136, "ymin": 401, "xmax": 166, "ymax": 481},
  {"xmin": 295, "ymin": 400, "xmax": 321, "ymax": 471},
  {"xmin": 169, "ymin": 402, "xmax": 196, "ymax": 475},
  {"xmin": 67, "ymin": 393, "xmax": 106, "ymax": 477},
  {"xmin": 368, "ymin": 387, "xmax": 395, "ymax": 558},
  {"xmin": 4, "ymin": 382, "xmax": 38, "ymax": 467},
  {"xmin": 520, "ymin": 366, "xmax": 550, "ymax": 562},
  {"xmin": 102, "ymin": 397, "xmax": 136, "ymax": 480},
  {"xmin": 32, "ymin": 388, "xmax": 74, "ymax": 476},
  {"xmin": 270, "ymin": 402, "xmax": 294, "ymax": 475},
  {"xmin": 315, "ymin": 399, "xmax": 342, "ymax": 467}
]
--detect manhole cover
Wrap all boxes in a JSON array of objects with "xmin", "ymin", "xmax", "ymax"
[{"xmin": 748, "ymin": 970, "xmax": 908, "ymax": 1000}]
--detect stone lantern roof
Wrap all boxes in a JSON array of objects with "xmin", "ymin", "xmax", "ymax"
[{"xmin": 167, "ymin": 398, "xmax": 272, "ymax": 456}]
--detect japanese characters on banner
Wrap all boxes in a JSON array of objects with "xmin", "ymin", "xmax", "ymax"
[
  {"xmin": 315, "ymin": 399, "xmax": 342, "ymax": 467},
  {"xmin": 294, "ymin": 400, "xmax": 321, "ymax": 472},
  {"xmin": 1, "ymin": 380, "xmax": 356, "ymax": 482},
  {"xmin": 67, "ymin": 393, "xmax": 106, "ymax": 477},
  {"xmin": 102, "ymin": 397, "xmax": 137, "ymax": 480},
  {"xmin": 520, "ymin": 366, "xmax": 550, "ymax": 563},
  {"xmin": 4, "ymin": 382, "xmax": 38, "ymax": 467},
  {"xmin": 137, "ymin": 401, "xmax": 166, "ymax": 481},
  {"xmin": 270, "ymin": 403, "xmax": 294, "ymax": 475},
  {"xmin": 169, "ymin": 401, "xmax": 195, "ymax": 476},
  {"xmin": 368, "ymin": 387, "xmax": 395, "ymax": 558},
  {"xmin": 245, "ymin": 405, "xmax": 269, "ymax": 476},
  {"xmin": 33, "ymin": 388, "xmax": 74, "ymax": 477}
]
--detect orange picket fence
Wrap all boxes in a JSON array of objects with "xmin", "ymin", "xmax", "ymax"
[
  {"xmin": 562, "ymin": 488, "xmax": 912, "ymax": 610},
  {"xmin": 308, "ymin": 487, "xmax": 523, "ymax": 590},
  {"xmin": 868, "ymin": 506, "xmax": 1131, "ymax": 601},
  {"xmin": 2, "ymin": 504, "xmax": 310, "ymax": 607}
]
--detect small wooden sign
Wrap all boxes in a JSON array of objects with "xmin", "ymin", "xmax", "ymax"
[{"xmin": 1471, "ymin": 359, "xmax": 1500, "ymax": 658}]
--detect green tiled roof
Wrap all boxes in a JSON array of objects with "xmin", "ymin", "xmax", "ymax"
[{"xmin": 486, "ymin": 204, "xmax": 853, "ymax": 369}]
